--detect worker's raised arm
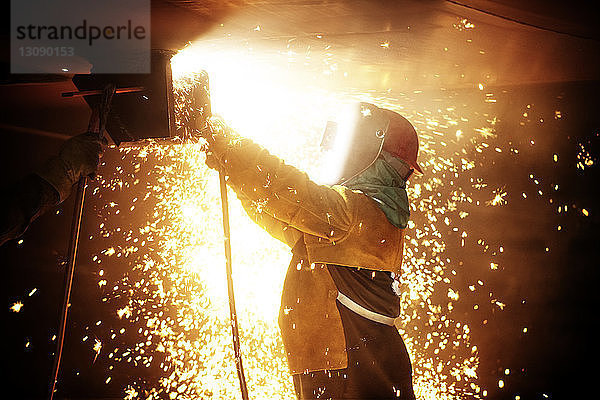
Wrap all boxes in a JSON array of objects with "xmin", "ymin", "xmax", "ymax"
[
  {"xmin": 234, "ymin": 188, "xmax": 303, "ymax": 248},
  {"xmin": 202, "ymin": 119, "xmax": 357, "ymax": 244},
  {"xmin": 1, "ymin": 132, "xmax": 106, "ymax": 247}
]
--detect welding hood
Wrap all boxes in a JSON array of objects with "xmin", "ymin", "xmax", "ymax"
[
  {"xmin": 319, "ymin": 102, "xmax": 390, "ymax": 185},
  {"xmin": 319, "ymin": 102, "xmax": 422, "ymax": 185}
]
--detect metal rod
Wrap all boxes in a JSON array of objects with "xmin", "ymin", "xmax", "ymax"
[
  {"xmin": 191, "ymin": 74, "xmax": 249, "ymax": 399},
  {"xmin": 219, "ymin": 171, "xmax": 250, "ymax": 400},
  {"xmin": 48, "ymin": 84, "xmax": 116, "ymax": 400},
  {"xmin": 0, "ymin": 123, "xmax": 71, "ymax": 141},
  {"xmin": 61, "ymin": 86, "xmax": 144, "ymax": 97},
  {"xmin": 48, "ymin": 176, "xmax": 87, "ymax": 400}
]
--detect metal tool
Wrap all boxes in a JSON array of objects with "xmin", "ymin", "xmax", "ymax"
[
  {"xmin": 61, "ymin": 86, "xmax": 144, "ymax": 98},
  {"xmin": 48, "ymin": 84, "xmax": 116, "ymax": 400},
  {"xmin": 192, "ymin": 73, "xmax": 249, "ymax": 400}
]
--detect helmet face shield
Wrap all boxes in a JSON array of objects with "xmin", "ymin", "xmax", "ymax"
[
  {"xmin": 318, "ymin": 102, "xmax": 390, "ymax": 185},
  {"xmin": 320, "ymin": 120, "xmax": 339, "ymax": 151}
]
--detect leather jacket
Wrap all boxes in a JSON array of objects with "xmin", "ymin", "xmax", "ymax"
[{"xmin": 208, "ymin": 132, "xmax": 405, "ymax": 373}]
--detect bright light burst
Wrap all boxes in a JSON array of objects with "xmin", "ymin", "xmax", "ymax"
[
  {"xmin": 87, "ymin": 33, "xmax": 509, "ymax": 399},
  {"xmin": 11, "ymin": 301, "xmax": 24, "ymax": 313}
]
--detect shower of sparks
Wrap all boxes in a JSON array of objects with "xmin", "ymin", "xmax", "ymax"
[
  {"xmin": 576, "ymin": 142, "xmax": 595, "ymax": 170},
  {"xmin": 453, "ymin": 18, "xmax": 476, "ymax": 31},
  {"xmin": 73, "ymin": 18, "xmax": 553, "ymax": 400}
]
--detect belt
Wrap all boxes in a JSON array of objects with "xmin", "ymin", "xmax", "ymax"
[{"xmin": 336, "ymin": 291, "xmax": 397, "ymax": 326}]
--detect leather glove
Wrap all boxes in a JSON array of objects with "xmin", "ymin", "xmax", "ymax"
[
  {"xmin": 37, "ymin": 132, "xmax": 107, "ymax": 202},
  {"xmin": 202, "ymin": 116, "xmax": 234, "ymax": 171}
]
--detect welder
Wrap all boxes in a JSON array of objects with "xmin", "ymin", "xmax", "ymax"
[
  {"xmin": 0, "ymin": 132, "xmax": 106, "ymax": 246},
  {"xmin": 201, "ymin": 102, "xmax": 421, "ymax": 400}
]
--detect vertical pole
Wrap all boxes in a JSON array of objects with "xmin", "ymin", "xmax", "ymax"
[
  {"xmin": 192, "ymin": 71, "xmax": 248, "ymax": 400},
  {"xmin": 219, "ymin": 171, "xmax": 250, "ymax": 400},
  {"xmin": 193, "ymin": 73, "xmax": 249, "ymax": 399},
  {"xmin": 48, "ymin": 177, "xmax": 87, "ymax": 400}
]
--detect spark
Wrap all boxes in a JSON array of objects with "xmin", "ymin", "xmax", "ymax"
[
  {"xmin": 11, "ymin": 301, "xmax": 24, "ymax": 312},
  {"xmin": 117, "ymin": 306, "xmax": 132, "ymax": 319},
  {"xmin": 93, "ymin": 339, "xmax": 103, "ymax": 363},
  {"xmin": 453, "ymin": 18, "xmax": 475, "ymax": 30},
  {"xmin": 486, "ymin": 188, "xmax": 507, "ymax": 206}
]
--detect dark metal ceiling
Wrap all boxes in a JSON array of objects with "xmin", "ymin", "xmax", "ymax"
[{"xmin": 1, "ymin": 0, "xmax": 599, "ymax": 141}]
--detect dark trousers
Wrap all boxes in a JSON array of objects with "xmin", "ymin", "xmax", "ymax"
[
  {"xmin": 293, "ymin": 369, "xmax": 415, "ymax": 400},
  {"xmin": 292, "ymin": 304, "xmax": 416, "ymax": 400}
]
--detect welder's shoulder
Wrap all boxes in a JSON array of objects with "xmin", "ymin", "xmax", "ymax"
[
  {"xmin": 303, "ymin": 185, "xmax": 404, "ymax": 271},
  {"xmin": 326, "ymin": 184, "xmax": 368, "ymax": 205},
  {"xmin": 326, "ymin": 184, "xmax": 394, "ymax": 228}
]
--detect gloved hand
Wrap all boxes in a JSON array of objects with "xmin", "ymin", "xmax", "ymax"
[
  {"xmin": 201, "ymin": 116, "xmax": 234, "ymax": 171},
  {"xmin": 37, "ymin": 132, "xmax": 107, "ymax": 202}
]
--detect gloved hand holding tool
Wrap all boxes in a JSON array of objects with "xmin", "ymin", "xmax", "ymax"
[{"xmin": 37, "ymin": 130, "xmax": 108, "ymax": 203}]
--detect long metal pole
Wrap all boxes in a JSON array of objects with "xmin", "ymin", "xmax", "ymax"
[
  {"xmin": 219, "ymin": 171, "xmax": 250, "ymax": 400},
  {"xmin": 48, "ymin": 177, "xmax": 87, "ymax": 400},
  {"xmin": 192, "ymin": 74, "xmax": 249, "ymax": 400},
  {"xmin": 48, "ymin": 84, "xmax": 115, "ymax": 400}
]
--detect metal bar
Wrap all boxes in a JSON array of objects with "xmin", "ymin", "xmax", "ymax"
[
  {"xmin": 219, "ymin": 172, "xmax": 248, "ymax": 400},
  {"xmin": 61, "ymin": 86, "xmax": 144, "ymax": 98},
  {"xmin": 48, "ymin": 176, "xmax": 87, "ymax": 400},
  {"xmin": 219, "ymin": 171, "xmax": 250, "ymax": 400},
  {"xmin": 192, "ymin": 74, "xmax": 249, "ymax": 399},
  {"xmin": 0, "ymin": 123, "xmax": 71, "ymax": 141}
]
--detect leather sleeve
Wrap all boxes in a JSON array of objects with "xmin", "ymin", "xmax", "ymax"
[
  {"xmin": 234, "ymin": 189, "xmax": 303, "ymax": 248},
  {"xmin": 209, "ymin": 133, "xmax": 361, "ymax": 244}
]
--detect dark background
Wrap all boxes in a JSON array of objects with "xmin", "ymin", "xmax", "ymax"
[{"xmin": 2, "ymin": 1, "xmax": 599, "ymax": 399}]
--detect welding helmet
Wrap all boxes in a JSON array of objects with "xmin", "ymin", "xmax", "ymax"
[{"xmin": 319, "ymin": 102, "xmax": 422, "ymax": 185}]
